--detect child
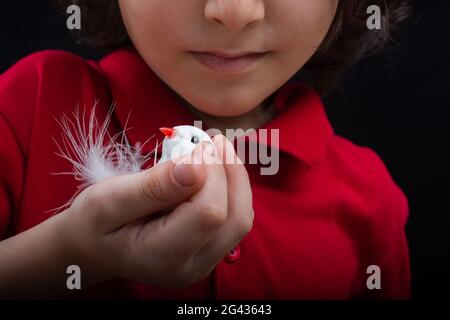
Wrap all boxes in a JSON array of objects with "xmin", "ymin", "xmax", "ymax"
[{"xmin": 0, "ymin": 0, "xmax": 411, "ymax": 299}]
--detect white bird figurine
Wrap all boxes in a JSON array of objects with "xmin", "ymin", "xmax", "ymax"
[
  {"xmin": 53, "ymin": 108, "xmax": 212, "ymax": 205},
  {"xmin": 158, "ymin": 126, "xmax": 212, "ymax": 164}
]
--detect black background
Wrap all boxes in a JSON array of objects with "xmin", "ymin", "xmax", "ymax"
[{"xmin": 1, "ymin": 0, "xmax": 449, "ymax": 299}]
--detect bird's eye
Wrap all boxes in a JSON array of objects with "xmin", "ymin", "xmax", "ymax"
[{"xmin": 191, "ymin": 136, "xmax": 200, "ymax": 144}]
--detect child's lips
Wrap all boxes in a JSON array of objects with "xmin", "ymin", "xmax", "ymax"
[{"xmin": 190, "ymin": 51, "xmax": 268, "ymax": 74}]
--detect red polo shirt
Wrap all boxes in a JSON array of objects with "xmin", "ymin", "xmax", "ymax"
[{"xmin": 0, "ymin": 48, "xmax": 410, "ymax": 299}]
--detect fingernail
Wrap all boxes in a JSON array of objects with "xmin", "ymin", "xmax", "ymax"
[
  {"xmin": 174, "ymin": 161, "xmax": 196, "ymax": 186},
  {"xmin": 204, "ymin": 141, "xmax": 215, "ymax": 157},
  {"xmin": 203, "ymin": 142, "xmax": 217, "ymax": 165}
]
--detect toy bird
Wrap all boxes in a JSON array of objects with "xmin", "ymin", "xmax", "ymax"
[
  {"xmin": 52, "ymin": 107, "xmax": 212, "ymax": 210},
  {"xmin": 158, "ymin": 126, "xmax": 212, "ymax": 164}
]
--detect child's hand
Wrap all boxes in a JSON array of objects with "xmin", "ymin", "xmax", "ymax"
[{"xmin": 63, "ymin": 134, "xmax": 254, "ymax": 288}]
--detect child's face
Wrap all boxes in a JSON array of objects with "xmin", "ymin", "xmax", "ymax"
[{"xmin": 119, "ymin": 0, "xmax": 338, "ymax": 117}]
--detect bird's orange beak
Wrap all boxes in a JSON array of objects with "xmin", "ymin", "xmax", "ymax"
[{"xmin": 159, "ymin": 127, "xmax": 175, "ymax": 138}]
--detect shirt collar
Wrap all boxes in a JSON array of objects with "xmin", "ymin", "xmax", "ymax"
[
  {"xmin": 98, "ymin": 47, "xmax": 334, "ymax": 168},
  {"xmin": 260, "ymin": 82, "xmax": 334, "ymax": 167}
]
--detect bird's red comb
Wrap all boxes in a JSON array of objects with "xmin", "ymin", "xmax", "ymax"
[{"xmin": 159, "ymin": 127, "xmax": 175, "ymax": 138}]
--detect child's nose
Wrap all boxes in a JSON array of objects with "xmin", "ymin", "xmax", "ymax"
[{"xmin": 204, "ymin": 0, "xmax": 265, "ymax": 33}]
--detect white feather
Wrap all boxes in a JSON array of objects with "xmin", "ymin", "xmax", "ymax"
[{"xmin": 52, "ymin": 104, "xmax": 155, "ymax": 193}]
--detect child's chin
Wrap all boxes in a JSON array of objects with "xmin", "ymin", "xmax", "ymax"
[{"xmin": 194, "ymin": 103, "xmax": 259, "ymax": 117}]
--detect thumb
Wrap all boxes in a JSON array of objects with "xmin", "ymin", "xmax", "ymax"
[{"xmin": 86, "ymin": 155, "xmax": 206, "ymax": 233}]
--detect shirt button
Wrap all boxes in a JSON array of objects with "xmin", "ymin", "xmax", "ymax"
[{"xmin": 225, "ymin": 245, "xmax": 241, "ymax": 263}]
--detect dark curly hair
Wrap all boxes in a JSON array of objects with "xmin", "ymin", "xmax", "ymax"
[{"xmin": 53, "ymin": 0, "xmax": 410, "ymax": 94}]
